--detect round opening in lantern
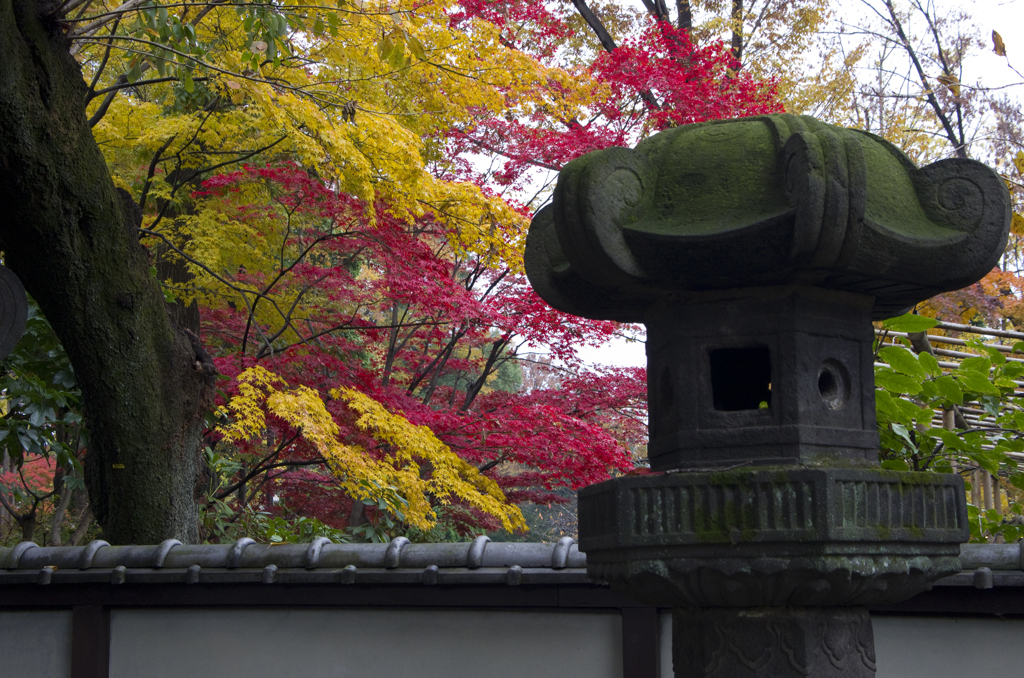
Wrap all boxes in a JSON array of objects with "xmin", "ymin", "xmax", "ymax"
[{"xmin": 817, "ymin": 361, "xmax": 847, "ymax": 410}]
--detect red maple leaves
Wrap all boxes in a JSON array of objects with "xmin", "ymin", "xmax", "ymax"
[
  {"xmin": 445, "ymin": 9, "xmax": 782, "ymax": 190},
  {"xmin": 197, "ymin": 164, "xmax": 641, "ymax": 534},
  {"xmin": 191, "ymin": 6, "xmax": 781, "ymax": 536}
]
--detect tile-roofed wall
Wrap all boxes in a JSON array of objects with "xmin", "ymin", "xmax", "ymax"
[
  {"xmin": 0, "ymin": 536, "xmax": 591, "ymax": 587},
  {"xmin": 0, "ymin": 537, "xmax": 1019, "ymax": 590}
]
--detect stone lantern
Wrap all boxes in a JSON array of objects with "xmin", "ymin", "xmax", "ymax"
[{"xmin": 525, "ymin": 114, "xmax": 1011, "ymax": 677}]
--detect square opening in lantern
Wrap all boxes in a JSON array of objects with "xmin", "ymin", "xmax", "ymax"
[{"xmin": 709, "ymin": 346, "xmax": 772, "ymax": 411}]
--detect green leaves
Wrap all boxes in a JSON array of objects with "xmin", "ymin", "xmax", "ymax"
[
  {"xmin": 881, "ymin": 458, "xmax": 911, "ymax": 471},
  {"xmin": 874, "ymin": 326, "xmax": 1024, "ymax": 543},
  {"xmin": 918, "ymin": 351, "xmax": 941, "ymax": 377},
  {"xmin": 958, "ymin": 355, "xmax": 991, "ymax": 374},
  {"xmin": 406, "ymin": 34, "xmax": 427, "ymax": 61},
  {"xmin": 955, "ymin": 369, "xmax": 1000, "ymax": 396},
  {"xmin": 879, "ymin": 345, "xmax": 928, "ymax": 380},
  {"xmin": 881, "ymin": 313, "xmax": 939, "ymax": 333},
  {"xmin": 889, "ymin": 423, "xmax": 916, "ymax": 450},
  {"xmin": 933, "ymin": 375, "xmax": 963, "ymax": 405},
  {"xmin": 126, "ymin": 61, "xmax": 143, "ymax": 84},
  {"xmin": 0, "ymin": 298, "xmax": 84, "ymax": 474},
  {"xmin": 875, "ymin": 367, "xmax": 921, "ymax": 394}
]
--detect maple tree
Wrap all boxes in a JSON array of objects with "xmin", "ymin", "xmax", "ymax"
[
  {"xmin": 445, "ymin": 0, "xmax": 783, "ymax": 191},
  {"xmin": 0, "ymin": 0, "xmax": 786, "ymax": 543},
  {"xmin": 188, "ymin": 162, "xmax": 644, "ymax": 540},
  {"xmin": 3, "ymin": 0, "xmax": 564, "ymax": 544},
  {"xmin": 172, "ymin": 1, "xmax": 785, "ymax": 539},
  {"xmin": 674, "ymin": 0, "xmax": 862, "ymax": 118}
]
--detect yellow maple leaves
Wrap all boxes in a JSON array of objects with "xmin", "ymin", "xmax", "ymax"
[
  {"xmin": 83, "ymin": 0, "xmax": 549, "ymax": 276},
  {"xmin": 218, "ymin": 367, "xmax": 525, "ymax": 531}
]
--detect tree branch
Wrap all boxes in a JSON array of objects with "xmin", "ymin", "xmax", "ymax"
[
  {"xmin": 568, "ymin": 0, "xmax": 661, "ymax": 109},
  {"xmin": 570, "ymin": 0, "xmax": 619, "ymax": 51},
  {"xmin": 881, "ymin": 0, "xmax": 965, "ymax": 156},
  {"xmin": 85, "ymin": 16, "xmax": 120, "ymax": 99}
]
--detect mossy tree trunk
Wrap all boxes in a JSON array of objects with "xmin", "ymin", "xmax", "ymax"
[{"xmin": 0, "ymin": 0, "xmax": 216, "ymax": 544}]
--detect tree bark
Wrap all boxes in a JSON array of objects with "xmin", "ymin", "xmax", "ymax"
[
  {"xmin": 676, "ymin": 0, "xmax": 692, "ymax": 31},
  {"xmin": 730, "ymin": 0, "xmax": 743, "ymax": 67},
  {"xmin": 0, "ymin": 0, "xmax": 216, "ymax": 544},
  {"xmin": 48, "ymin": 469, "xmax": 72, "ymax": 545},
  {"xmin": 70, "ymin": 504, "xmax": 94, "ymax": 546}
]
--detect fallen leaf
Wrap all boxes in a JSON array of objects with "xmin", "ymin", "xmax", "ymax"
[
  {"xmin": 993, "ymin": 30, "xmax": 1007, "ymax": 57},
  {"xmin": 936, "ymin": 72, "xmax": 961, "ymax": 97}
]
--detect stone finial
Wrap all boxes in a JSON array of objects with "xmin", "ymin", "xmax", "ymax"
[{"xmin": 526, "ymin": 114, "xmax": 1011, "ymax": 322}]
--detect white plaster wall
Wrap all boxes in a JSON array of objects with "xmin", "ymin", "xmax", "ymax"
[
  {"xmin": 0, "ymin": 610, "xmax": 73, "ymax": 678},
  {"xmin": 873, "ymin": 615, "xmax": 1024, "ymax": 678},
  {"xmin": 7, "ymin": 605, "xmax": 1020, "ymax": 677},
  {"xmin": 109, "ymin": 608, "xmax": 623, "ymax": 678},
  {"xmin": 660, "ymin": 610, "xmax": 672, "ymax": 675}
]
